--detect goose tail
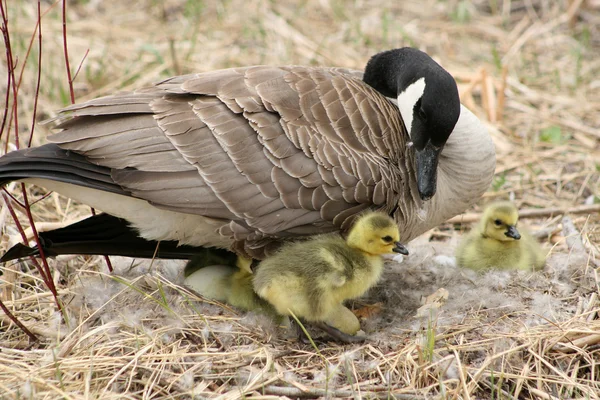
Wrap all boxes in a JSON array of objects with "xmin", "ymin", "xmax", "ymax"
[
  {"xmin": 0, "ymin": 144, "xmax": 128, "ymax": 195},
  {"xmin": 0, "ymin": 213, "xmax": 235, "ymax": 263}
]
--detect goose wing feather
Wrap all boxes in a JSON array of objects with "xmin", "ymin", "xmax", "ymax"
[{"xmin": 47, "ymin": 66, "xmax": 408, "ymax": 253}]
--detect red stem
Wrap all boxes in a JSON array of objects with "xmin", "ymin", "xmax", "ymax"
[
  {"xmin": 62, "ymin": 0, "xmax": 74, "ymax": 104},
  {"xmin": 72, "ymin": 48, "xmax": 89, "ymax": 83},
  {"xmin": 20, "ymin": 183, "xmax": 62, "ymax": 308},
  {"xmin": 0, "ymin": 46, "xmax": 10, "ymax": 146},
  {"xmin": 0, "ymin": 1, "xmax": 10, "ymax": 147},
  {"xmin": 2, "ymin": 192, "xmax": 49, "ymax": 283},
  {"xmin": 1, "ymin": 186, "xmax": 25, "ymax": 209},
  {"xmin": 0, "ymin": 1, "xmax": 18, "ymax": 149},
  {"xmin": 27, "ymin": 1, "xmax": 42, "ymax": 148},
  {"xmin": 0, "ymin": 298, "xmax": 38, "ymax": 342}
]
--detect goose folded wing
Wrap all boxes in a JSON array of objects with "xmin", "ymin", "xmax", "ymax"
[{"xmin": 47, "ymin": 66, "xmax": 408, "ymax": 246}]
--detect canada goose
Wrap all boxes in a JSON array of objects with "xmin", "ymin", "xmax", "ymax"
[
  {"xmin": 0, "ymin": 47, "xmax": 495, "ymax": 261},
  {"xmin": 252, "ymin": 212, "xmax": 408, "ymax": 341},
  {"xmin": 455, "ymin": 201, "xmax": 547, "ymax": 271}
]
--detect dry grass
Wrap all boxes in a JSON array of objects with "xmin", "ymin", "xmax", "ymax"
[{"xmin": 1, "ymin": 0, "xmax": 599, "ymax": 398}]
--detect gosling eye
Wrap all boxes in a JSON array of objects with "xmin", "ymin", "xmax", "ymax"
[
  {"xmin": 494, "ymin": 219, "xmax": 503, "ymax": 226},
  {"xmin": 382, "ymin": 235, "xmax": 393, "ymax": 243}
]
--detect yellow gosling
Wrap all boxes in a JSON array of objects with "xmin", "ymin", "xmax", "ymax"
[
  {"xmin": 456, "ymin": 201, "xmax": 546, "ymax": 271},
  {"xmin": 252, "ymin": 212, "xmax": 408, "ymax": 341},
  {"xmin": 184, "ymin": 261, "xmax": 276, "ymax": 317}
]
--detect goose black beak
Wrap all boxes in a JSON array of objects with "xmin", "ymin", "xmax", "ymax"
[
  {"xmin": 504, "ymin": 226, "xmax": 521, "ymax": 240},
  {"xmin": 392, "ymin": 242, "xmax": 409, "ymax": 255},
  {"xmin": 416, "ymin": 141, "xmax": 442, "ymax": 201}
]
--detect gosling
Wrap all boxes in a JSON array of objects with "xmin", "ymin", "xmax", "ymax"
[
  {"xmin": 184, "ymin": 256, "xmax": 275, "ymax": 316},
  {"xmin": 456, "ymin": 201, "xmax": 546, "ymax": 271},
  {"xmin": 253, "ymin": 212, "xmax": 408, "ymax": 342}
]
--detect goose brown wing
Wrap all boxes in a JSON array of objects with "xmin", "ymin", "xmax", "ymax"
[{"xmin": 48, "ymin": 66, "xmax": 408, "ymax": 246}]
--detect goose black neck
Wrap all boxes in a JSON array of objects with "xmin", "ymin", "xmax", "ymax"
[{"xmin": 363, "ymin": 48, "xmax": 433, "ymax": 97}]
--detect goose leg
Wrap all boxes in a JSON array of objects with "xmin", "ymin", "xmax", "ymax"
[{"xmin": 288, "ymin": 318, "xmax": 314, "ymax": 344}]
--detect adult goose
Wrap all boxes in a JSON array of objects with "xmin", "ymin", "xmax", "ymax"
[{"xmin": 0, "ymin": 48, "xmax": 495, "ymax": 261}]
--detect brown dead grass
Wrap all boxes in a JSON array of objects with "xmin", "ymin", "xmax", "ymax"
[{"xmin": 1, "ymin": 0, "xmax": 599, "ymax": 398}]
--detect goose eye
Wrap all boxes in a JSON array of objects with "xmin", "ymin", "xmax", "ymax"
[
  {"xmin": 418, "ymin": 108, "xmax": 427, "ymax": 121},
  {"xmin": 382, "ymin": 235, "xmax": 393, "ymax": 243},
  {"xmin": 494, "ymin": 219, "xmax": 502, "ymax": 226}
]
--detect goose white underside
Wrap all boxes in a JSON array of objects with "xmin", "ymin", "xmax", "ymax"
[{"xmin": 26, "ymin": 179, "xmax": 233, "ymax": 249}]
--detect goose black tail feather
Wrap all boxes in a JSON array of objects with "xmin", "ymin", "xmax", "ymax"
[
  {"xmin": 0, "ymin": 213, "xmax": 237, "ymax": 266},
  {"xmin": 0, "ymin": 143, "xmax": 129, "ymax": 195}
]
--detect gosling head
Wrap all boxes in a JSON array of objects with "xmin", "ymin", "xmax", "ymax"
[
  {"xmin": 480, "ymin": 202, "xmax": 521, "ymax": 242},
  {"xmin": 346, "ymin": 212, "xmax": 409, "ymax": 256}
]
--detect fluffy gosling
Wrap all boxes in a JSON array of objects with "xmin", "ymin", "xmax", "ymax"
[
  {"xmin": 456, "ymin": 201, "xmax": 546, "ymax": 271},
  {"xmin": 184, "ymin": 257, "xmax": 276, "ymax": 316},
  {"xmin": 253, "ymin": 212, "xmax": 408, "ymax": 342}
]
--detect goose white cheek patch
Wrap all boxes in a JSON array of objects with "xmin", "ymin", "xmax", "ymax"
[{"xmin": 396, "ymin": 77, "xmax": 426, "ymax": 138}]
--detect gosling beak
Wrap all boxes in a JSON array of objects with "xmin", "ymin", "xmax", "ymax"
[
  {"xmin": 504, "ymin": 226, "xmax": 521, "ymax": 240},
  {"xmin": 392, "ymin": 242, "xmax": 409, "ymax": 255},
  {"xmin": 415, "ymin": 141, "xmax": 443, "ymax": 201}
]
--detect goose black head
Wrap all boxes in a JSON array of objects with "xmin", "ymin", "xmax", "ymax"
[{"xmin": 363, "ymin": 48, "xmax": 461, "ymax": 201}]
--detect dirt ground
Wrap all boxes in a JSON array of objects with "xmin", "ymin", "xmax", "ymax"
[{"xmin": 1, "ymin": 0, "xmax": 599, "ymax": 398}]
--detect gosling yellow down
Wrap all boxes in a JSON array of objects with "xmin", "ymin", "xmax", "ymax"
[
  {"xmin": 456, "ymin": 202, "xmax": 546, "ymax": 271},
  {"xmin": 253, "ymin": 212, "xmax": 408, "ymax": 341},
  {"xmin": 183, "ymin": 256, "xmax": 275, "ymax": 316}
]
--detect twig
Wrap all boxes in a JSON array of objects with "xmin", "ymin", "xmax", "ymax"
[
  {"xmin": 484, "ymin": 73, "xmax": 496, "ymax": 123},
  {"xmin": 27, "ymin": 1, "xmax": 42, "ymax": 148},
  {"xmin": 15, "ymin": 0, "xmax": 58, "ymax": 96},
  {"xmin": 2, "ymin": 192, "xmax": 46, "ymax": 280},
  {"xmin": 0, "ymin": 0, "xmax": 19, "ymax": 149},
  {"xmin": 0, "ymin": 299, "xmax": 38, "ymax": 342},
  {"xmin": 454, "ymin": 350, "xmax": 471, "ymax": 400},
  {"xmin": 168, "ymin": 38, "xmax": 181, "ymax": 75},
  {"xmin": 446, "ymin": 204, "xmax": 600, "ymax": 224},
  {"xmin": 20, "ymin": 183, "xmax": 62, "ymax": 309},
  {"xmin": 554, "ymin": 333, "xmax": 600, "ymax": 353},
  {"xmin": 0, "ymin": 314, "xmax": 68, "ymax": 340},
  {"xmin": 528, "ymin": 387, "xmax": 561, "ymax": 400},
  {"xmin": 29, "ymin": 190, "xmax": 53, "ymax": 207},
  {"xmin": 0, "ymin": 3, "xmax": 12, "ymax": 145},
  {"xmin": 480, "ymin": 68, "xmax": 490, "ymax": 121},
  {"xmin": 72, "ymin": 48, "xmax": 89, "ymax": 83},
  {"xmin": 1, "ymin": 184, "xmax": 25, "ymax": 209},
  {"xmin": 262, "ymin": 385, "xmax": 425, "ymax": 399},
  {"xmin": 62, "ymin": 0, "xmax": 74, "ymax": 104},
  {"xmin": 496, "ymin": 65, "xmax": 508, "ymax": 123}
]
